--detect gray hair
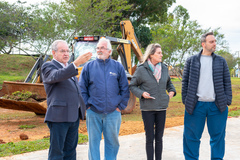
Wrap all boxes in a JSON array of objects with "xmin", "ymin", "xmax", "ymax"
[
  {"xmin": 142, "ymin": 43, "xmax": 161, "ymax": 63},
  {"xmin": 97, "ymin": 37, "xmax": 112, "ymax": 55},
  {"xmin": 51, "ymin": 40, "xmax": 68, "ymax": 51},
  {"xmin": 201, "ymin": 32, "xmax": 214, "ymax": 43}
]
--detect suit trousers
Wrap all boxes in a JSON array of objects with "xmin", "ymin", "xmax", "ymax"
[
  {"xmin": 47, "ymin": 118, "xmax": 80, "ymax": 160},
  {"xmin": 183, "ymin": 101, "xmax": 228, "ymax": 160}
]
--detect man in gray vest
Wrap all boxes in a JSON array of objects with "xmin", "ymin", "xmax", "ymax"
[{"xmin": 181, "ymin": 32, "xmax": 232, "ymax": 160}]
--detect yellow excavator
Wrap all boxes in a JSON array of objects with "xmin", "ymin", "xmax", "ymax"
[{"xmin": 0, "ymin": 20, "xmax": 143, "ymax": 115}]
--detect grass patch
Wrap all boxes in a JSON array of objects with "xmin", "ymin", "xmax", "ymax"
[
  {"xmin": 19, "ymin": 125, "xmax": 36, "ymax": 129},
  {"xmin": 0, "ymin": 54, "xmax": 36, "ymax": 89},
  {"xmin": 228, "ymin": 109, "xmax": 240, "ymax": 117},
  {"xmin": 0, "ymin": 138, "xmax": 50, "ymax": 157},
  {"xmin": 0, "ymin": 134, "xmax": 88, "ymax": 157},
  {"xmin": 0, "ymin": 112, "xmax": 36, "ymax": 120}
]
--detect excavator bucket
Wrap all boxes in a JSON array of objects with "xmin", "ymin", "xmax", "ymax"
[
  {"xmin": 0, "ymin": 81, "xmax": 47, "ymax": 115},
  {"xmin": 0, "ymin": 81, "xmax": 46, "ymax": 98}
]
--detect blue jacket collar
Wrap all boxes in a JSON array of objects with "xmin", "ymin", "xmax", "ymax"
[{"xmin": 96, "ymin": 57, "xmax": 111, "ymax": 63}]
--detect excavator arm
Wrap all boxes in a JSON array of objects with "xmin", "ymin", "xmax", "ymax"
[{"xmin": 119, "ymin": 20, "xmax": 143, "ymax": 75}]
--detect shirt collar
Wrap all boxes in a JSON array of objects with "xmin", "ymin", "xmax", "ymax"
[{"xmin": 53, "ymin": 58, "xmax": 68, "ymax": 68}]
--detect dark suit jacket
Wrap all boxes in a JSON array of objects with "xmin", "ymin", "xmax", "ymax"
[{"xmin": 41, "ymin": 60, "xmax": 86, "ymax": 122}]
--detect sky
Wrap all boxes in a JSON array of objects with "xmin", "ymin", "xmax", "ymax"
[{"xmin": 5, "ymin": 0, "xmax": 240, "ymax": 55}]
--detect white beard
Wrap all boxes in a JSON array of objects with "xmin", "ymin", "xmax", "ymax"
[{"xmin": 97, "ymin": 53, "xmax": 109, "ymax": 60}]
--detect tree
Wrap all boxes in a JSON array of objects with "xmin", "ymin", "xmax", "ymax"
[
  {"xmin": 151, "ymin": 5, "xmax": 230, "ymax": 78},
  {"xmin": 123, "ymin": 0, "xmax": 176, "ymax": 26},
  {"xmin": 0, "ymin": 1, "xmax": 32, "ymax": 54},
  {"xmin": 24, "ymin": 0, "xmax": 132, "ymax": 55},
  {"xmin": 132, "ymin": 21, "xmax": 152, "ymax": 49},
  {"xmin": 26, "ymin": 1, "xmax": 74, "ymax": 55},
  {"xmin": 216, "ymin": 50, "xmax": 238, "ymax": 71},
  {"xmin": 151, "ymin": 6, "xmax": 203, "ymax": 69},
  {"xmin": 1, "ymin": 0, "xmax": 176, "ymax": 57},
  {"xmin": 64, "ymin": 0, "xmax": 132, "ymax": 37}
]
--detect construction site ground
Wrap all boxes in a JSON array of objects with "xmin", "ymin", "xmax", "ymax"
[
  {"xmin": 1, "ymin": 114, "xmax": 239, "ymax": 160},
  {"xmin": 0, "ymin": 106, "xmax": 184, "ymax": 143}
]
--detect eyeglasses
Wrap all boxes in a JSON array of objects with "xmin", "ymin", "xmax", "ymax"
[
  {"xmin": 95, "ymin": 47, "xmax": 109, "ymax": 51},
  {"xmin": 58, "ymin": 50, "xmax": 70, "ymax": 54}
]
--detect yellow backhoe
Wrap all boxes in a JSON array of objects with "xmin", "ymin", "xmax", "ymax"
[{"xmin": 0, "ymin": 20, "xmax": 143, "ymax": 115}]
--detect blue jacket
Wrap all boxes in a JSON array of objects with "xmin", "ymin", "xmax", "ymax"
[
  {"xmin": 42, "ymin": 60, "xmax": 86, "ymax": 122},
  {"xmin": 79, "ymin": 58, "xmax": 130, "ymax": 114},
  {"xmin": 182, "ymin": 51, "xmax": 232, "ymax": 115}
]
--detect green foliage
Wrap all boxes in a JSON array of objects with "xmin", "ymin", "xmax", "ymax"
[
  {"xmin": 12, "ymin": 91, "xmax": 32, "ymax": 100},
  {"xmin": 0, "ymin": 1, "xmax": 33, "ymax": 54},
  {"xmin": 3, "ymin": 90, "xmax": 40, "ymax": 102},
  {"xmin": 123, "ymin": 0, "xmax": 176, "ymax": 25},
  {"xmin": 151, "ymin": 5, "xmax": 203, "ymax": 72},
  {"xmin": 1, "ymin": 0, "xmax": 175, "ymax": 56},
  {"xmin": 28, "ymin": 1, "xmax": 72, "ymax": 55},
  {"xmin": 216, "ymin": 50, "xmax": 238, "ymax": 70},
  {"xmin": 19, "ymin": 125, "xmax": 36, "ymax": 129},
  {"xmin": 151, "ymin": 5, "xmax": 231, "ymax": 77},
  {"xmin": 133, "ymin": 21, "xmax": 152, "ymax": 49},
  {"xmin": 0, "ymin": 134, "xmax": 88, "ymax": 157},
  {"xmin": 64, "ymin": 0, "xmax": 132, "ymax": 36}
]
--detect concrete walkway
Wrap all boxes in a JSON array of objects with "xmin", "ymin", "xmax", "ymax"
[{"xmin": 1, "ymin": 117, "xmax": 240, "ymax": 160}]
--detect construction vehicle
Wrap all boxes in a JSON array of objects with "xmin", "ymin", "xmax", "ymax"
[{"xmin": 0, "ymin": 20, "xmax": 143, "ymax": 115}]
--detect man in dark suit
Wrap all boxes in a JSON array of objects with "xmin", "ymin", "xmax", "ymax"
[{"xmin": 41, "ymin": 40, "xmax": 92, "ymax": 160}]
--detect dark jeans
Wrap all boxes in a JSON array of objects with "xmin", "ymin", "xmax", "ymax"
[
  {"xmin": 47, "ymin": 118, "xmax": 80, "ymax": 160},
  {"xmin": 142, "ymin": 110, "xmax": 166, "ymax": 160}
]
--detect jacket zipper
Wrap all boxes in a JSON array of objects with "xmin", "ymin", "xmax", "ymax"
[{"xmin": 104, "ymin": 61, "xmax": 107, "ymax": 114}]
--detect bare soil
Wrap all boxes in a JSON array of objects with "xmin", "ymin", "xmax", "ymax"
[{"xmin": 0, "ymin": 106, "xmax": 184, "ymax": 144}]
